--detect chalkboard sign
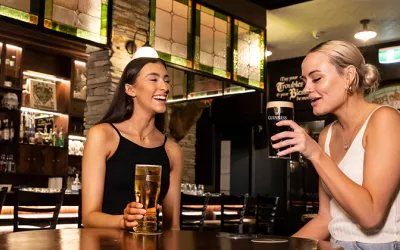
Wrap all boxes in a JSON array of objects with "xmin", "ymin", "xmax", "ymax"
[{"xmin": 35, "ymin": 116, "xmax": 54, "ymax": 133}]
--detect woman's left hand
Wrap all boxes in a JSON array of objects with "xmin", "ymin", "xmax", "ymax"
[{"xmin": 271, "ymin": 120, "xmax": 322, "ymax": 160}]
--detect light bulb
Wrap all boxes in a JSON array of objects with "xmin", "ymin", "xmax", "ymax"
[{"xmin": 133, "ymin": 45, "xmax": 159, "ymax": 59}]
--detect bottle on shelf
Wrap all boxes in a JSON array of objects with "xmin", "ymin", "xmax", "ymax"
[
  {"xmin": 3, "ymin": 119, "xmax": 9, "ymax": 142},
  {"xmin": 6, "ymin": 154, "xmax": 15, "ymax": 173},
  {"xmin": 0, "ymin": 120, "xmax": 3, "ymax": 142},
  {"xmin": 10, "ymin": 120, "xmax": 14, "ymax": 142},
  {"xmin": 71, "ymin": 173, "xmax": 81, "ymax": 194},
  {"xmin": 59, "ymin": 126, "xmax": 64, "ymax": 147},
  {"xmin": 0, "ymin": 154, "xmax": 6, "ymax": 172},
  {"xmin": 52, "ymin": 125, "xmax": 58, "ymax": 147}
]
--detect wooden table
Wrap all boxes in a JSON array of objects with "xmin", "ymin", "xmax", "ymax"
[{"xmin": 0, "ymin": 228, "xmax": 343, "ymax": 250}]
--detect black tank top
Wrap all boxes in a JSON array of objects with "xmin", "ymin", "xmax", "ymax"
[{"xmin": 102, "ymin": 123, "xmax": 171, "ymax": 215}]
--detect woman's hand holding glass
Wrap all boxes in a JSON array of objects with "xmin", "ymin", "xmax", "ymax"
[
  {"xmin": 271, "ymin": 120, "xmax": 322, "ymax": 160},
  {"xmin": 122, "ymin": 202, "xmax": 146, "ymax": 229}
]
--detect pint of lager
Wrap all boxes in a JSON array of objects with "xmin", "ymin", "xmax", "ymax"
[
  {"xmin": 134, "ymin": 164, "xmax": 162, "ymax": 233},
  {"xmin": 266, "ymin": 101, "xmax": 294, "ymax": 159}
]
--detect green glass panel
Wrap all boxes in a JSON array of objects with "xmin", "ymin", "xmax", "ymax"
[
  {"xmin": 249, "ymin": 79, "xmax": 260, "ymax": 88},
  {"xmin": 176, "ymin": 0, "xmax": 189, "ymax": 5},
  {"xmin": 0, "ymin": 6, "xmax": 30, "ymax": 23},
  {"xmin": 44, "ymin": 0, "xmax": 52, "ymax": 19},
  {"xmin": 195, "ymin": 9, "xmax": 200, "ymax": 36},
  {"xmin": 250, "ymin": 26, "xmax": 262, "ymax": 35},
  {"xmin": 101, "ymin": 4, "xmax": 108, "ymax": 31},
  {"xmin": 200, "ymin": 6, "xmax": 214, "ymax": 16},
  {"xmin": 199, "ymin": 64, "xmax": 213, "ymax": 74},
  {"xmin": 213, "ymin": 68, "xmax": 226, "ymax": 78},
  {"xmin": 30, "ymin": 0, "xmax": 41, "ymax": 16},
  {"xmin": 158, "ymin": 51, "xmax": 172, "ymax": 62},
  {"xmin": 195, "ymin": 37, "xmax": 200, "ymax": 63},
  {"xmin": 78, "ymin": 29, "xmax": 99, "ymax": 43},
  {"xmin": 214, "ymin": 11, "xmax": 227, "ymax": 21},
  {"xmin": 237, "ymin": 75, "xmax": 248, "ymax": 85},
  {"xmin": 171, "ymin": 56, "xmax": 187, "ymax": 67},
  {"xmin": 102, "ymin": 0, "xmax": 108, "ymax": 4},
  {"xmin": 150, "ymin": 0, "xmax": 156, "ymax": 21},
  {"xmin": 150, "ymin": 20, "xmax": 155, "ymax": 47},
  {"xmin": 238, "ymin": 21, "xmax": 249, "ymax": 30}
]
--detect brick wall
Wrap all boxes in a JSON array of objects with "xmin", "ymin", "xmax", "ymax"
[{"xmin": 84, "ymin": 0, "xmax": 196, "ymax": 183}]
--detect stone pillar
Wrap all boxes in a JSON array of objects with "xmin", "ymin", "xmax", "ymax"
[{"xmin": 84, "ymin": 0, "xmax": 196, "ymax": 183}]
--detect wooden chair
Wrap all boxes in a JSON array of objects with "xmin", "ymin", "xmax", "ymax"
[
  {"xmin": 220, "ymin": 193, "xmax": 249, "ymax": 234},
  {"xmin": 255, "ymin": 195, "xmax": 279, "ymax": 235},
  {"xmin": 13, "ymin": 188, "xmax": 65, "ymax": 232},
  {"xmin": 0, "ymin": 187, "xmax": 7, "ymax": 214},
  {"xmin": 180, "ymin": 193, "xmax": 210, "ymax": 231}
]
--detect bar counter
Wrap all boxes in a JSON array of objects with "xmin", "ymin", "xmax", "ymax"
[{"xmin": 0, "ymin": 228, "xmax": 343, "ymax": 250}]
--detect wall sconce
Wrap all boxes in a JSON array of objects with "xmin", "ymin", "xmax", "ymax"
[{"xmin": 125, "ymin": 28, "xmax": 158, "ymax": 59}]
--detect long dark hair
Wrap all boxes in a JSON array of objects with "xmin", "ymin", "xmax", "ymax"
[{"xmin": 97, "ymin": 57, "xmax": 167, "ymax": 132}]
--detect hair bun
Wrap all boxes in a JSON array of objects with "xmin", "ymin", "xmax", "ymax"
[{"xmin": 361, "ymin": 63, "xmax": 380, "ymax": 93}]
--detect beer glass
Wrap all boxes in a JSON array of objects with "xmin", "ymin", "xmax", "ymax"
[
  {"xmin": 134, "ymin": 164, "xmax": 162, "ymax": 233},
  {"xmin": 267, "ymin": 101, "xmax": 294, "ymax": 159}
]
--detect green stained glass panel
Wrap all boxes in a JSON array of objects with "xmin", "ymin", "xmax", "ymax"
[
  {"xmin": 0, "ymin": 0, "xmax": 39, "ymax": 24},
  {"xmin": 150, "ymin": 0, "xmax": 192, "ymax": 68},
  {"xmin": 194, "ymin": 4, "xmax": 231, "ymax": 79},
  {"xmin": 233, "ymin": 19, "xmax": 265, "ymax": 89},
  {"xmin": 44, "ymin": 0, "xmax": 108, "ymax": 44}
]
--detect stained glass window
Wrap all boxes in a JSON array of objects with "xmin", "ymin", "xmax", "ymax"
[
  {"xmin": 0, "ymin": 0, "xmax": 39, "ymax": 24},
  {"xmin": 150, "ymin": 0, "xmax": 192, "ymax": 68},
  {"xmin": 188, "ymin": 74, "xmax": 223, "ymax": 100},
  {"xmin": 233, "ymin": 20, "xmax": 265, "ymax": 89},
  {"xmin": 44, "ymin": 0, "xmax": 108, "ymax": 44},
  {"xmin": 194, "ymin": 4, "xmax": 230, "ymax": 79},
  {"xmin": 166, "ymin": 66, "xmax": 187, "ymax": 102}
]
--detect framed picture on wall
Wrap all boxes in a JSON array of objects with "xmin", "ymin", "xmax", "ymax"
[{"xmin": 28, "ymin": 79, "xmax": 57, "ymax": 111}]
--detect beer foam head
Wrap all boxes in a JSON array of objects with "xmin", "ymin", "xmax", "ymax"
[{"xmin": 267, "ymin": 101, "xmax": 294, "ymax": 109}]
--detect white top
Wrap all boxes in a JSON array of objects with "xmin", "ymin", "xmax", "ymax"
[{"xmin": 324, "ymin": 106, "xmax": 400, "ymax": 243}]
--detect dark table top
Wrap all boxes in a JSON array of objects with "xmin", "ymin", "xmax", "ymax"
[{"xmin": 0, "ymin": 228, "xmax": 343, "ymax": 250}]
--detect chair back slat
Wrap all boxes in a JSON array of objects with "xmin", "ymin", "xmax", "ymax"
[
  {"xmin": 180, "ymin": 193, "xmax": 210, "ymax": 231},
  {"xmin": 220, "ymin": 193, "xmax": 249, "ymax": 234},
  {"xmin": 13, "ymin": 188, "xmax": 65, "ymax": 232},
  {"xmin": 0, "ymin": 187, "xmax": 7, "ymax": 214},
  {"xmin": 255, "ymin": 195, "xmax": 279, "ymax": 235}
]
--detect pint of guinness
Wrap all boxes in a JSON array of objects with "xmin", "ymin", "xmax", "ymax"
[{"xmin": 267, "ymin": 101, "xmax": 294, "ymax": 159}]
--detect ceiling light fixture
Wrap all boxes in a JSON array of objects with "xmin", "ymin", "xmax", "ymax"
[
  {"xmin": 125, "ymin": 28, "xmax": 158, "ymax": 59},
  {"xmin": 265, "ymin": 50, "xmax": 272, "ymax": 57},
  {"xmin": 354, "ymin": 19, "xmax": 377, "ymax": 41}
]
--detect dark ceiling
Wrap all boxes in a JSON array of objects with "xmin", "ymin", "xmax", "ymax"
[{"xmin": 249, "ymin": 0, "xmax": 312, "ymax": 10}]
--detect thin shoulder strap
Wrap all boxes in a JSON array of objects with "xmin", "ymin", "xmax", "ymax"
[
  {"xmin": 162, "ymin": 136, "xmax": 168, "ymax": 146},
  {"xmin": 108, "ymin": 123, "xmax": 121, "ymax": 137}
]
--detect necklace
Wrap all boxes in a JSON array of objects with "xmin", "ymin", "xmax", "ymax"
[{"xmin": 131, "ymin": 125, "xmax": 156, "ymax": 140}]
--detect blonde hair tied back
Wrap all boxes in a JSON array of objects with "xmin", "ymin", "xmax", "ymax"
[{"xmin": 308, "ymin": 40, "xmax": 380, "ymax": 94}]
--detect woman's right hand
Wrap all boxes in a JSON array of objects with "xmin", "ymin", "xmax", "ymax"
[{"xmin": 121, "ymin": 202, "xmax": 146, "ymax": 229}]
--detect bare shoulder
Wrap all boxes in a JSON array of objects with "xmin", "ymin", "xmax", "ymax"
[
  {"xmin": 318, "ymin": 121, "xmax": 335, "ymax": 147},
  {"xmin": 165, "ymin": 138, "xmax": 183, "ymax": 169},
  {"xmin": 367, "ymin": 106, "xmax": 400, "ymax": 131},
  {"xmin": 87, "ymin": 123, "xmax": 117, "ymax": 142}
]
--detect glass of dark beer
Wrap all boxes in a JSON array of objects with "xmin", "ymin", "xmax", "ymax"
[{"xmin": 267, "ymin": 101, "xmax": 294, "ymax": 159}]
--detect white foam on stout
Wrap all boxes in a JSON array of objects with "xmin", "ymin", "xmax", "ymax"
[{"xmin": 266, "ymin": 101, "xmax": 294, "ymax": 109}]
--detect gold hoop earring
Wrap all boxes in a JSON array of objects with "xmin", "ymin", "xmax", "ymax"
[{"xmin": 345, "ymin": 83, "xmax": 353, "ymax": 95}]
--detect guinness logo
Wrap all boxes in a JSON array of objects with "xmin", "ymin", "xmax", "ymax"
[{"xmin": 274, "ymin": 106, "xmax": 279, "ymax": 116}]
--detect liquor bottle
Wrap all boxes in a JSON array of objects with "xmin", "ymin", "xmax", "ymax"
[
  {"xmin": 52, "ymin": 125, "xmax": 58, "ymax": 146},
  {"xmin": 58, "ymin": 126, "xmax": 64, "ymax": 147},
  {"xmin": 43, "ymin": 126, "xmax": 49, "ymax": 145},
  {"xmin": 19, "ymin": 112, "xmax": 24, "ymax": 143},
  {"xmin": 9, "ymin": 154, "xmax": 15, "ymax": 173},
  {"xmin": 9, "ymin": 120, "xmax": 14, "ymax": 142},
  {"xmin": 3, "ymin": 119, "xmax": 9, "ymax": 141},
  {"xmin": 0, "ymin": 154, "xmax": 6, "ymax": 172},
  {"xmin": 0, "ymin": 120, "xmax": 3, "ymax": 142}
]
